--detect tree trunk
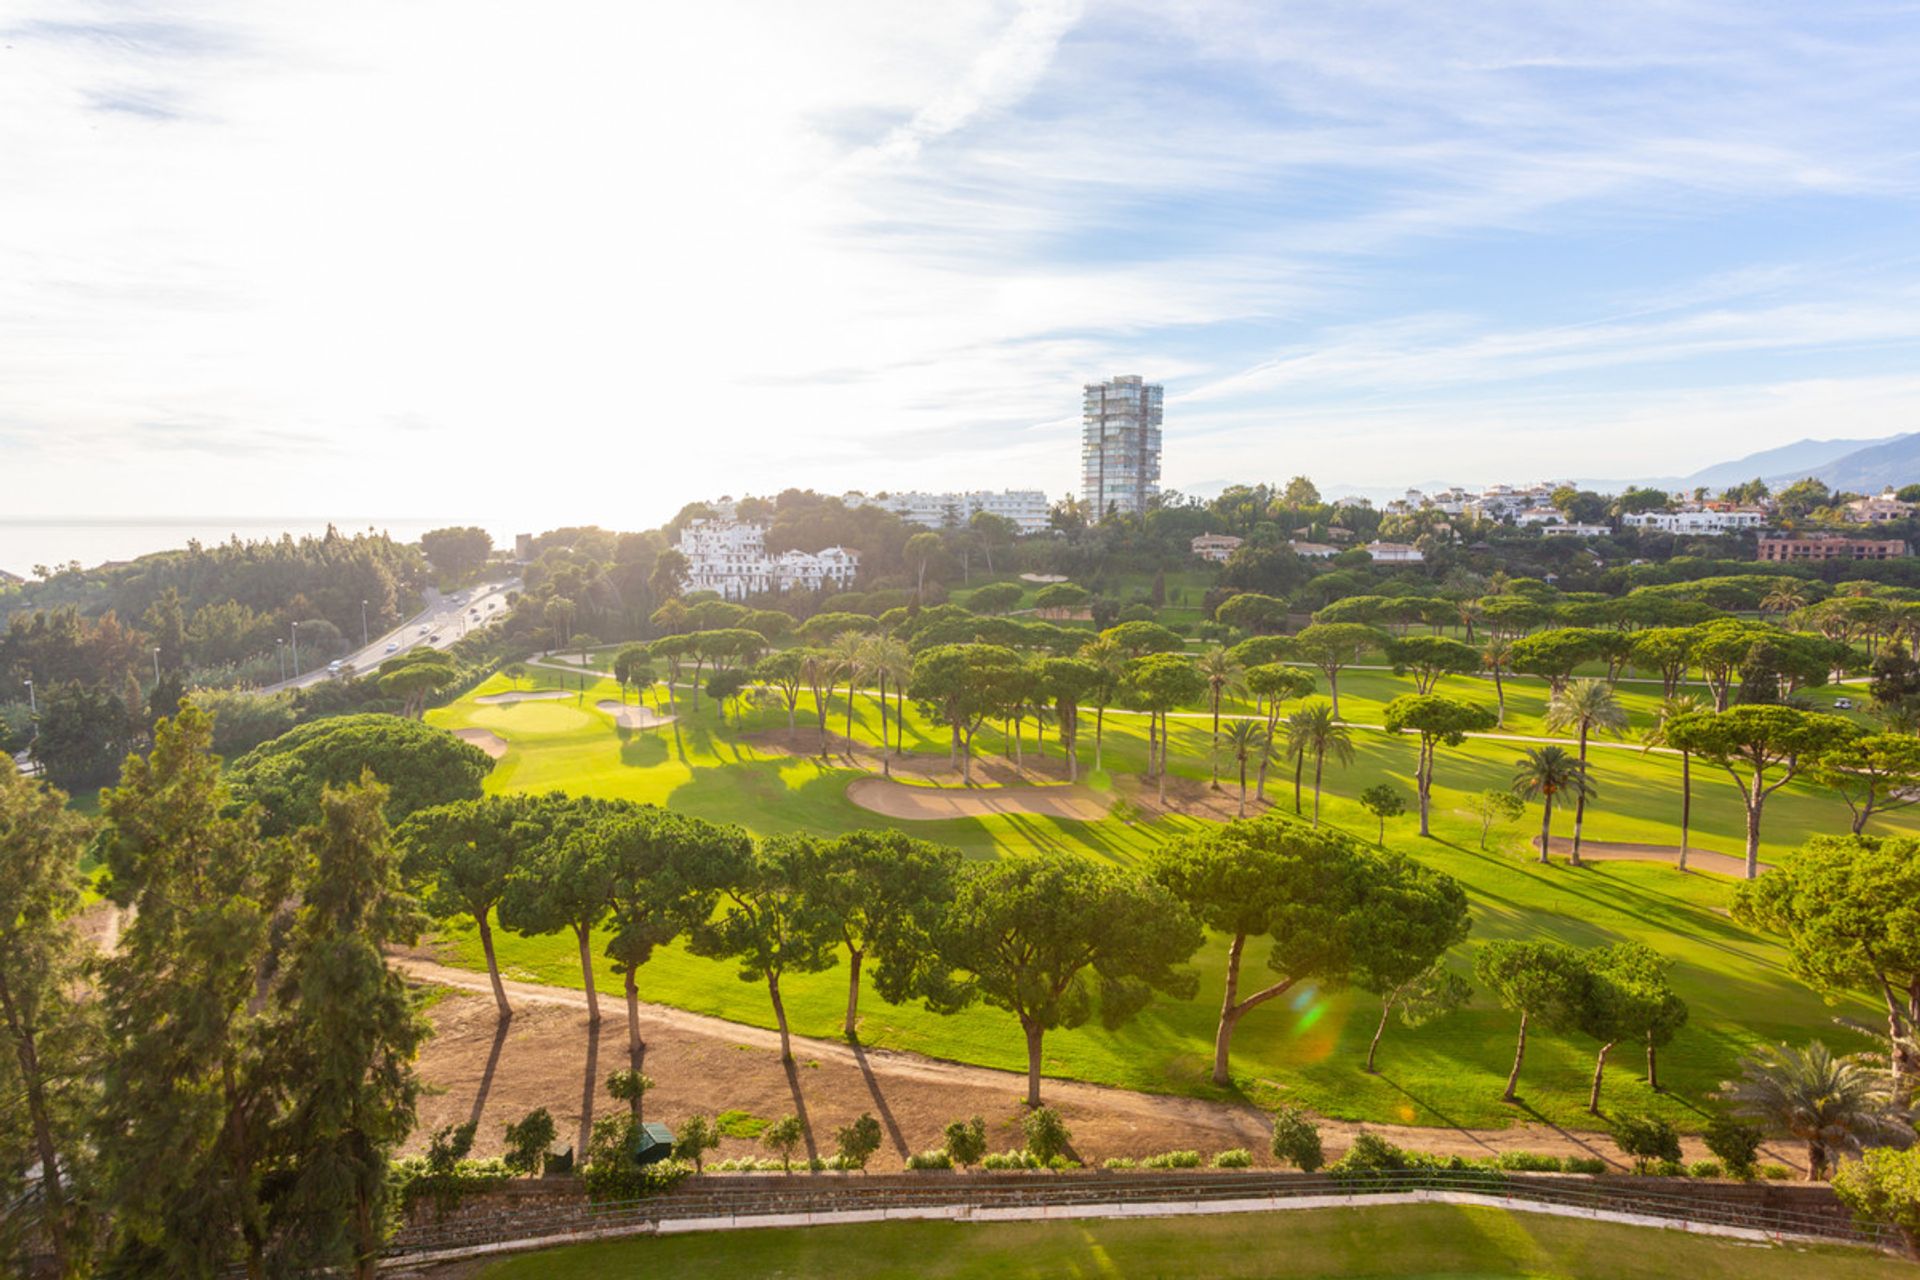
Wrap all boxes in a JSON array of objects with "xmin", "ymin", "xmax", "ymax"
[
  {"xmin": 1493, "ymin": 669, "xmax": 1505, "ymax": 725},
  {"xmin": 477, "ymin": 911, "xmax": 512, "ymax": 1020},
  {"xmin": 1538, "ymin": 795, "xmax": 1553, "ymax": 863},
  {"xmin": 1744, "ymin": 775, "xmax": 1765, "ymax": 880},
  {"xmin": 1157, "ymin": 717, "xmax": 1168, "ymax": 807},
  {"xmin": 1256, "ymin": 752, "xmax": 1269, "ymax": 802},
  {"xmin": 1329, "ymin": 669, "xmax": 1341, "ymax": 718},
  {"xmin": 1503, "ymin": 1010, "xmax": 1529, "ymax": 1101},
  {"xmin": 1311, "ymin": 749, "xmax": 1325, "ymax": 826},
  {"xmin": 1588, "ymin": 1040, "xmax": 1613, "ymax": 1113},
  {"xmin": 624, "ymin": 968, "xmax": 643, "ymax": 1105},
  {"xmin": 844, "ymin": 948, "xmax": 863, "ymax": 1039},
  {"xmin": 1646, "ymin": 1030, "xmax": 1659, "ymax": 1090},
  {"xmin": 1366, "ymin": 996, "xmax": 1392, "ymax": 1073},
  {"xmin": 1210, "ymin": 696, "xmax": 1222, "ymax": 790},
  {"xmin": 1570, "ymin": 727, "xmax": 1589, "ymax": 865},
  {"xmin": 1416, "ymin": 741, "xmax": 1432, "ymax": 837},
  {"xmin": 1238, "ymin": 755, "xmax": 1248, "ymax": 817},
  {"xmin": 896, "ymin": 686, "xmax": 907, "ymax": 758},
  {"xmin": 0, "ymin": 972, "xmax": 68, "ymax": 1275},
  {"xmin": 1293, "ymin": 753, "xmax": 1304, "ymax": 814},
  {"xmin": 1093, "ymin": 705, "xmax": 1106, "ymax": 773},
  {"xmin": 769, "ymin": 972, "xmax": 793, "ymax": 1063},
  {"xmin": 576, "ymin": 924, "xmax": 601, "ymax": 1026},
  {"xmin": 1024, "ymin": 1017, "xmax": 1046, "ymax": 1108},
  {"xmin": 877, "ymin": 673, "xmax": 891, "ymax": 779},
  {"xmin": 845, "ymin": 684, "xmax": 857, "ymax": 760},
  {"xmin": 1212, "ymin": 933, "xmax": 1246, "ymax": 1086},
  {"xmin": 1677, "ymin": 752, "xmax": 1691, "ymax": 871}
]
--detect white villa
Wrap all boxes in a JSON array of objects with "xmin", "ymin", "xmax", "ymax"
[
  {"xmin": 1621, "ymin": 508, "xmax": 1767, "ymax": 535},
  {"xmin": 677, "ymin": 519, "xmax": 859, "ymax": 601},
  {"xmin": 1365, "ymin": 540, "xmax": 1425, "ymax": 564},
  {"xmin": 843, "ymin": 489, "xmax": 1051, "ymax": 535}
]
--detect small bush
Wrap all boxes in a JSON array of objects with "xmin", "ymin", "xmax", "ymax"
[
  {"xmin": 1687, "ymin": 1160, "xmax": 1724, "ymax": 1179},
  {"xmin": 835, "ymin": 1113, "xmax": 883, "ymax": 1171},
  {"xmin": 1609, "ymin": 1113, "xmax": 1682, "ymax": 1172},
  {"xmin": 1270, "ymin": 1105, "xmax": 1325, "ymax": 1174},
  {"xmin": 502, "ymin": 1108, "xmax": 556, "ymax": 1176},
  {"xmin": 761, "ymin": 1115, "xmax": 806, "ymax": 1171},
  {"xmin": 944, "ymin": 1116, "xmax": 988, "ymax": 1170},
  {"xmin": 1564, "ymin": 1158, "xmax": 1607, "ymax": 1175},
  {"xmin": 672, "ymin": 1115, "xmax": 721, "ymax": 1172},
  {"xmin": 1704, "ymin": 1116, "xmax": 1762, "ymax": 1180},
  {"xmin": 1103, "ymin": 1157, "xmax": 1139, "ymax": 1170},
  {"xmin": 982, "ymin": 1149, "xmax": 1041, "ymax": 1171},
  {"xmin": 1336, "ymin": 1132, "xmax": 1410, "ymax": 1172},
  {"xmin": 543, "ymin": 1147, "xmax": 574, "ymax": 1177},
  {"xmin": 425, "ymin": 1121, "xmax": 477, "ymax": 1176},
  {"xmin": 1494, "ymin": 1152, "xmax": 1562, "ymax": 1173},
  {"xmin": 1761, "ymin": 1164, "xmax": 1792, "ymax": 1181},
  {"xmin": 716, "ymin": 1109, "xmax": 768, "ymax": 1139},
  {"xmin": 1143, "ymin": 1150, "xmax": 1203, "ymax": 1170},
  {"xmin": 1023, "ymin": 1108, "xmax": 1073, "ymax": 1164},
  {"xmin": 582, "ymin": 1157, "xmax": 691, "ymax": 1200},
  {"xmin": 1647, "ymin": 1159, "xmax": 1687, "ymax": 1178},
  {"xmin": 907, "ymin": 1149, "xmax": 952, "ymax": 1171},
  {"xmin": 1212, "ymin": 1149, "xmax": 1253, "ymax": 1169}
]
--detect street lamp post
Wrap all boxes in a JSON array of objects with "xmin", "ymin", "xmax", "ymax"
[
  {"xmin": 22, "ymin": 679, "xmax": 33, "ymax": 715},
  {"xmin": 291, "ymin": 621, "xmax": 300, "ymax": 677},
  {"xmin": 277, "ymin": 639, "xmax": 285, "ymax": 682},
  {"xmin": 152, "ymin": 646, "xmax": 162, "ymax": 686},
  {"xmin": 361, "ymin": 599, "xmax": 369, "ymax": 649}
]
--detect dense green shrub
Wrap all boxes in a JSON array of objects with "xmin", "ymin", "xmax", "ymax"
[
  {"xmin": 944, "ymin": 1116, "xmax": 988, "ymax": 1169},
  {"xmin": 1609, "ymin": 1114, "xmax": 1682, "ymax": 1172},
  {"xmin": 835, "ymin": 1114, "xmax": 883, "ymax": 1171},
  {"xmin": 1762, "ymin": 1164, "xmax": 1793, "ymax": 1181},
  {"xmin": 1142, "ymin": 1150, "xmax": 1203, "ymax": 1169},
  {"xmin": 1704, "ymin": 1116, "xmax": 1762, "ymax": 1180},
  {"xmin": 1212, "ymin": 1149, "xmax": 1253, "ymax": 1169},
  {"xmin": 1270, "ymin": 1106, "xmax": 1324, "ymax": 1173},
  {"xmin": 906, "ymin": 1149, "xmax": 952, "ymax": 1171},
  {"xmin": 1564, "ymin": 1158, "xmax": 1607, "ymax": 1175},
  {"xmin": 502, "ymin": 1108, "xmax": 556, "ymax": 1176},
  {"xmin": 982, "ymin": 1149, "xmax": 1041, "ymax": 1171},
  {"xmin": 1023, "ymin": 1108, "xmax": 1072, "ymax": 1164},
  {"xmin": 1103, "ymin": 1157, "xmax": 1139, "ymax": 1170},
  {"xmin": 1494, "ymin": 1152, "xmax": 1562, "ymax": 1173},
  {"xmin": 1687, "ymin": 1160, "xmax": 1724, "ymax": 1179}
]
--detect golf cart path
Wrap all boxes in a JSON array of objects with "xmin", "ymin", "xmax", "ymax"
[{"xmin": 392, "ymin": 956, "xmax": 1741, "ymax": 1169}]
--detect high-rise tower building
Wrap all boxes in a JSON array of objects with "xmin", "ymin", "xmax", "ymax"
[{"xmin": 1080, "ymin": 374, "xmax": 1162, "ymax": 521}]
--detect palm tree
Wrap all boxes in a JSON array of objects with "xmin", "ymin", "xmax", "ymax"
[
  {"xmin": 1197, "ymin": 647, "xmax": 1245, "ymax": 791},
  {"xmin": 1286, "ymin": 701, "xmax": 1353, "ymax": 827},
  {"xmin": 1221, "ymin": 720, "xmax": 1268, "ymax": 818},
  {"xmin": 1481, "ymin": 637, "xmax": 1513, "ymax": 726},
  {"xmin": 1641, "ymin": 694, "xmax": 1708, "ymax": 870},
  {"xmin": 1761, "ymin": 582, "xmax": 1809, "ymax": 616},
  {"xmin": 861, "ymin": 635, "xmax": 912, "ymax": 778},
  {"xmin": 1512, "ymin": 746, "xmax": 1591, "ymax": 865},
  {"xmin": 1078, "ymin": 636, "xmax": 1126, "ymax": 774},
  {"xmin": 1543, "ymin": 679, "xmax": 1628, "ymax": 866},
  {"xmin": 1720, "ymin": 1041, "xmax": 1909, "ymax": 1181},
  {"xmin": 828, "ymin": 631, "xmax": 865, "ymax": 761}
]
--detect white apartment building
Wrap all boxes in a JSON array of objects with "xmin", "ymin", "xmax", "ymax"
[
  {"xmin": 1365, "ymin": 541, "xmax": 1425, "ymax": 563},
  {"xmin": 1621, "ymin": 509, "xmax": 1767, "ymax": 535},
  {"xmin": 677, "ymin": 519, "xmax": 859, "ymax": 601},
  {"xmin": 1538, "ymin": 523, "xmax": 1612, "ymax": 538},
  {"xmin": 843, "ymin": 489, "xmax": 1051, "ymax": 535}
]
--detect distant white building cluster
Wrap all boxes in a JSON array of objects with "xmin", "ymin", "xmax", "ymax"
[
  {"xmin": 1621, "ymin": 508, "xmax": 1767, "ymax": 534},
  {"xmin": 677, "ymin": 519, "xmax": 859, "ymax": 602},
  {"xmin": 842, "ymin": 489, "xmax": 1051, "ymax": 535}
]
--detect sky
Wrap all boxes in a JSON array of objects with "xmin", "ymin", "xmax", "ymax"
[{"xmin": 5, "ymin": 0, "xmax": 1920, "ymax": 534}]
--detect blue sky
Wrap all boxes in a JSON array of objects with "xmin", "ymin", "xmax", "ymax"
[{"xmin": 3, "ymin": 0, "xmax": 1919, "ymax": 528}]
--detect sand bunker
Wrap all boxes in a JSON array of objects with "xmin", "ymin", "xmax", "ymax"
[
  {"xmin": 595, "ymin": 699, "xmax": 676, "ymax": 730},
  {"xmin": 452, "ymin": 727, "xmax": 508, "ymax": 759},
  {"xmin": 847, "ymin": 777, "xmax": 1109, "ymax": 822},
  {"xmin": 1533, "ymin": 835, "xmax": 1767, "ymax": 877},
  {"xmin": 475, "ymin": 689, "xmax": 573, "ymax": 705}
]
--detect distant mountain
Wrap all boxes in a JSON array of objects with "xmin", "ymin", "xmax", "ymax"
[
  {"xmin": 1768, "ymin": 433, "xmax": 1920, "ymax": 492},
  {"xmin": 1679, "ymin": 434, "xmax": 1905, "ymax": 490}
]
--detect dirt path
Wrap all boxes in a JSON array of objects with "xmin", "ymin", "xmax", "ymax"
[
  {"xmin": 1531, "ymin": 835, "xmax": 1767, "ymax": 878},
  {"xmin": 399, "ymin": 957, "xmax": 1770, "ymax": 1173},
  {"xmin": 845, "ymin": 776, "xmax": 1110, "ymax": 822}
]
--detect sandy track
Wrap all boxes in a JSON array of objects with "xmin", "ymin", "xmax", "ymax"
[
  {"xmin": 474, "ymin": 689, "xmax": 573, "ymax": 705},
  {"xmin": 846, "ymin": 776, "xmax": 1110, "ymax": 822},
  {"xmin": 451, "ymin": 727, "xmax": 508, "ymax": 759},
  {"xmin": 1532, "ymin": 836, "xmax": 1766, "ymax": 878},
  {"xmin": 595, "ymin": 699, "xmax": 676, "ymax": 730},
  {"xmin": 397, "ymin": 956, "xmax": 1776, "ymax": 1172}
]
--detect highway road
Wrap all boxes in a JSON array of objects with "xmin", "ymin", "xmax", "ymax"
[{"xmin": 259, "ymin": 577, "xmax": 521, "ymax": 694}]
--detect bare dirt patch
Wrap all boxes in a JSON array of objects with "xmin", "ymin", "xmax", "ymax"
[
  {"xmin": 595, "ymin": 699, "xmax": 676, "ymax": 730},
  {"xmin": 403, "ymin": 959, "xmax": 1771, "ymax": 1173},
  {"xmin": 451, "ymin": 727, "xmax": 508, "ymax": 759},
  {"xmin": 1532, "ymin": 835, "xmax": 1767, "ymax": 878},
  {"xmin": 847, "ymin": 777, "xmax": 1109, "ymax": 822},
  {"xmin": 745, "ymin": 726, "xmax": 1083, "ymax": 785},
  {"xmin": 474, "ymin": 689, "xmax": 573, "ymax": 705},
  {"xmin": 1117, "ymin": 771, "xmax": 1283, "ymax": 823}
]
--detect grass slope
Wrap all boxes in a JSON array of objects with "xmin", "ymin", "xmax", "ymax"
[
  {"xmin": 475, "ymin": 1205, "xmax": 1895, "ymax": 1279},
  {"xmin": 424, "ymin": 662, "xmax": 1911, "ymax": 1133}
]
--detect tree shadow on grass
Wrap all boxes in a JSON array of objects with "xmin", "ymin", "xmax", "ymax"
[{"xmin": 1508, "ymin": 1097, "xmax": 1623, "ymax": 1169}]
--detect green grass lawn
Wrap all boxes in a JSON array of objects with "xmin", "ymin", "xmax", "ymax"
[
  {"xmin": 424, "ymin": 661, "xmax": 1914, "ymax": 1134},
  {"xmin": 474, "ymin": 1205, "xmax": 1897, "ymax": 1279}
]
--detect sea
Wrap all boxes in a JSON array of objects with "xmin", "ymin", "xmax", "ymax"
[{"xmin": 0, "ymin": 516, "xmax": 522, "ymax": 581}]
